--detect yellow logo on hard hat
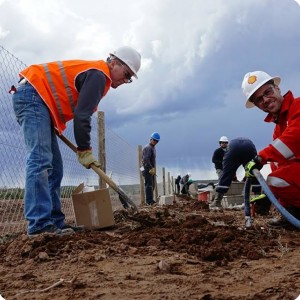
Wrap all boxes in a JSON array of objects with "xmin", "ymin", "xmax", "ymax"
[{"xmin": 248, "ymin": 75, "xmax": 257, "ymax": 84}]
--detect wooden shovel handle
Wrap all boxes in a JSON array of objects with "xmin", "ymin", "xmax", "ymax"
[{"xmin": 56, "ymin": 133, "xmax": 138, "ymax": 212}]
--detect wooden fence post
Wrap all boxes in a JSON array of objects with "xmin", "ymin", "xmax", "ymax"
[
  {"xmin": 162, "ymin": 167, "xmax": 166, "ymax": 196},
  {"xmin": 138, "ymin": 145, "xmax": 145, "ymax": 205},
  {"xmin": 155, "ymin": 168, "xmax": 159, "ymax": 201},
  {"xmin": 97, "ymin": 111, "xmax": 106, "ymax": 189}
]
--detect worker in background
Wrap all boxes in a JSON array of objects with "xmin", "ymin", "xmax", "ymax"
[
  {"xmin": 142, "ymin": 132, "xmax": 160, "ymax": 206},
  {"xmin": 210, "ymin": 137, "xmax": 257, "ymax": 209},
  {"xmin": 212, "ymin": 136, "xmax": 229, "ymax": 180},
  {"xmin": 180, "ymin": 173, "xmax": 192, "ymax": 195},
  {"xmin": 210, "ymin": 137, "xmax": 271, "ymax": 227},
  {"xmin": 243, "ymin": 71, "xmax": 300, "ymax": 228},
  {"xmin": 175, "ymin": 174, "xmax": 181, "ymax": 194},
  {"xmin": 11, "ymin": 46, "xmax": 141, "ymax": 236}
]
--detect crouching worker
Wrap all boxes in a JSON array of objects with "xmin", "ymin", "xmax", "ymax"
[
  {"xmin": 210, "ymin": 137, "xmax": 257, "ymax": 213},
  {"xmin": 242, "ymin": 70, "xmax": 300, "ymax": 228},
  {"xmin": 180, "ymin": 173, "xmax": 192, "ymax": 195}
]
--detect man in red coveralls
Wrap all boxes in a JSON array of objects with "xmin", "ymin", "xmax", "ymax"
[{"xmin": 242, "ymin": 71, "xmax": 300, "ymax": 228}]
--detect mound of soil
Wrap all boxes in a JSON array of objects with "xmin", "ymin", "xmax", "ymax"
[{"xmin": 0, "ymin": 196, "xmax": 300, "ymax": 300}]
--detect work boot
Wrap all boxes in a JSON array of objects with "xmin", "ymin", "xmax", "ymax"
[
  {"xmin": 28, "ymin": 225, "xmax": 63, "ymax": 237},
  {"xmin": 268, "ymin": 215, "xmax": 290, "ymax": 228},
  {"xmin": 245, "ymin": 216, "xmax": 253, "ymax": 228},
  {"xmin": 209, "ymin": 193, "xmax": 223, "ymax": 210},
  {"xmin": 288, "ymin": 206, "xmax": 300, "ymax": 219},
  {"xmin": 268, "ymin": 206, "xmax": 300, "ymax": 229},
  {"xmin": 61, "ymin": 224, "xmax": 84, "ymax": 232}
]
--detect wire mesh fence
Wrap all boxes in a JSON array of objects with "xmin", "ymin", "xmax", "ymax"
[{"xmin": 0, "ymin": 45, "xmax": 168, "ymax": 236}]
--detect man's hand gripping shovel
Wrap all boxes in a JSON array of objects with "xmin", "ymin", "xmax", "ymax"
[{"xmin": 57, "ymin": 133, "xmax": 138, "ymax": 213}]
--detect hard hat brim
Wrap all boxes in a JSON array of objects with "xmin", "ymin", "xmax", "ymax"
[{"xmin": 245, "ymin": 76, "xmax": 281, "ymax": 108}]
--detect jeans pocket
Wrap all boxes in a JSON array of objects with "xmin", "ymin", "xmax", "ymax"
[
  {"xmin": 13, "ymin": 86, "xmax": 28, "ymax": 114},
  {"xmin": 12, "ymin": 85, "xmax": 37, "ymax": 124}
]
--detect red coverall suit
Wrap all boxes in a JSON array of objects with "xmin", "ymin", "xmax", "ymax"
[{"xmin": 259, "ymin": 91, "xmax": 300, "ymax": 208}]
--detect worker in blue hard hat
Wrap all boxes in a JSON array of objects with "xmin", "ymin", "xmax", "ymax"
[{"xmin": 141, "ymin": 132, "xmax": 160, "ymax": 205}]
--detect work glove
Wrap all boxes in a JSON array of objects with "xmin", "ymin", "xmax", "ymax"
[
  {"xmin": 77, "ymin": 149, "xmax": 100, "ymax": 169},
  {"xmin": 149, "ymin": 168, "xmax": 156, "ymax": 175},
  {"xmin": 245, "ymin": 156, "xmax": 263, "ymax": 177}
]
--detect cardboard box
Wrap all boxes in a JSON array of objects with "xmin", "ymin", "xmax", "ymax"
[{"xmin": 72, "ymin": 183, "xmax": 115, "ymax": 229}]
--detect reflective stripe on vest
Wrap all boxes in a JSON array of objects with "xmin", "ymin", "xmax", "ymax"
[
  {"xmin": 272, "ymin": 138, "xmax": 295, "ymax": 160},
  {"xmin": 267, "ymin": 176, "xmax": 290, "ymax": 187},
  {"xmin": 217, "ymin": 185, "xmax": 230, "ymax": 189},
  {"xmin": 43, "ymin": 63, "xmax": 66, "ymax": 123}
]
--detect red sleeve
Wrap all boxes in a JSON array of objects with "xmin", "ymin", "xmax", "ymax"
[{"xmin": 259, "ymin": 97, "xmax": 300, "ymax": 164}]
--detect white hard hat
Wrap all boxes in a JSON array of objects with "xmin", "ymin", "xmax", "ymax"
[
  {"xmin": 110, "ymin": 46, "xmax": 141, "ymax": 79},
  {"xmin": 187, "ymin": 173, "xmax": 191, "ymax": 177},
  {"xmin": 219, "ymin": 136, "xmax": 229, "ymax": 142},
  {"xmin": 242, "ymin": 71, "xmax": 281, "ymax": 108}
]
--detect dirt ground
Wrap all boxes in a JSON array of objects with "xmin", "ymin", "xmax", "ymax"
[{"xmin": 0, "ymin": 195, "xmax": 300, "ymax": 300}]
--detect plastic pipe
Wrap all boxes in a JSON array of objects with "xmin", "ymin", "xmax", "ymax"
[{"xmin": 253, "ymin": 169, "xmax": 300, "ymax": 229}]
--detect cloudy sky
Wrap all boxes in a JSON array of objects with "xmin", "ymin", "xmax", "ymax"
[{"xmin": 1, "ymin": 0, "xmax": 300, "ymax": 181}]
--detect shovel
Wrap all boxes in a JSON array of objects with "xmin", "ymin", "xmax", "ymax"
[{"xmin": 57, "ymin": 133, "xmax": 138, "ymax": 213}]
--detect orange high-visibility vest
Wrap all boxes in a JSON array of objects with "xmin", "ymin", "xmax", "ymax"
[{"xmin": 20, "ymin": 60, "xmax": 112, "ymax": 133}]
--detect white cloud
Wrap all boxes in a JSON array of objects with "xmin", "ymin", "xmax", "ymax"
[{"xmin": 1, "ymin": 0, "xmax": 300, "ymax": 179}]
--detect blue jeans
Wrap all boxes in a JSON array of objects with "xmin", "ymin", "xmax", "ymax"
[
  {"xmin": 12, "ymin": 82, "xmax": 66, "ymax": 234},
  {"xmin": 216, "ymin": 138, "xmax": 257, "ymax": 195},
  {"xmin": 143, "ymin": 168, "xmax": 155, "ymax": 204}
]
